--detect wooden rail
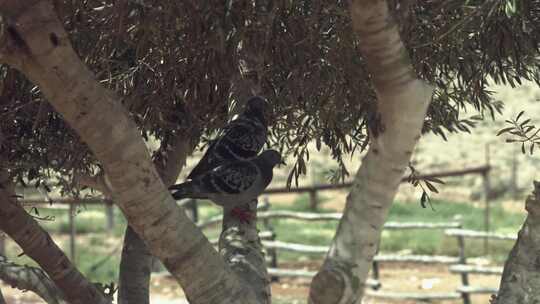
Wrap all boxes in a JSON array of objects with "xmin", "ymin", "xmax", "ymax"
[
  {"xmin": 254, "ymin": 213, "xmax": 512, "ymax": 304},
  {"xmin": 449, "ymin": 264, "xmax": 503, "ymax": 275},
  {"xmin": 266, "ymin": 268, "xmax": 381, "ymax": 289},
  {"xmin": 445, "ymin": 228, "xmax": 517, "ymax": 241},
  {"xmin": 198, "ymin": 210, "xmax": 462, "ymax": 229},
  {"xmin": 366, "ymin": 290, "xmax": 461, "ymax": 301}
]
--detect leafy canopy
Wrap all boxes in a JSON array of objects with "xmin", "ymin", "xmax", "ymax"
[{"xmin": 0, "ymin": 0, "xmax": 538, "ymax": 191}]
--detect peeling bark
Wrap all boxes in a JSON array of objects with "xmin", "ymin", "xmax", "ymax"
[
  {"xmin": 0, "ymin": 173, "xmax": 110, "ymax": 304},
  {"xmin": 0, "ymin": 254, "xmax": 66, "ymax": 304},
  {"xmin": 0, "ymin": 1, "xmax": 256, "ymax": 303},
  {"xmin": 309, "ymin": 1, "xmax": 433, "ymax": 303},
  {"xmin": 493, "ymin": 181, "xmax": 540, "ymax": 304}
]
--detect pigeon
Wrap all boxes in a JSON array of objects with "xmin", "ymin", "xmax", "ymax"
[
  {"xmin": 187, "ymin": 96, "xmax": 268, "ymax": 180},
  {"xmin": 169, "ymin": 150, "xmax": 282, "ymax": 221}
]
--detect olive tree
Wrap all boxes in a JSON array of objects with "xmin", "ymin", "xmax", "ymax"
[{"xmin": 0, "ymin": 0, "xmax": 538, "ymax": 303}]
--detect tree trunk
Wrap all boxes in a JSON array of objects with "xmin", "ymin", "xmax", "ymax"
[
  {"xmin": 309, "ymin": 1, "xmax": 433, "ymax": 303},
  {"xmin": 0, "ymin": 2, "xmax": 256, "ymax": 303},
  {"xmin": 0, "ymin": 173, "xmax": 110, "ymax": 304},
  {"xmin": 493, "ymin": 181, "xmax": 540, "ymax": 304},
  {"xmin": 118, "ymin": 135, "xmax": 195, "ymax": 304},
  {"xmin": 0, "ymin": 254, "xmax": 66, "ymax": 304}
]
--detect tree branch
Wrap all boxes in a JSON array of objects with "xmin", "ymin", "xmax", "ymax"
[
  {"xmin": 0, "ymin": 1, "xmax": 256, "ymax": 303},
  {"xmin": 309, "ymin": 1, "xmax": 433, "ymax": 303},
  {"xmin": 0, "ymin": 254, "xmax": 66, "ymax": 304},
  {"xmin": 0, "ymin": 171, "xmax": 110, "ymax": 304},
  {"xmin": 118, "ymin": 133, "xmax": 196, "ymax": 304}
]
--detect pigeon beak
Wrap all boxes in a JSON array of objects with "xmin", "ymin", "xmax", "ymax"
[{"xmin": 279, "ymin": 160, "xmax": 287, "ymax": 166}]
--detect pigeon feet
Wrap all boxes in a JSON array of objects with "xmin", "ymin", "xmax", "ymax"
[{"xmin": 230, "ymin": 207, "xmax": 255, "ymax": 223}]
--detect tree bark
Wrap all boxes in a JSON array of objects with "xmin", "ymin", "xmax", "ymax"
[
  {"xmin": 309, "ymin": 1, "xmax": 433, "ymax": 303},
  {"xmin": 219, "ymin": 203, "xmax": 271, "ymax": 304},
  {"xmin": 0, "ymin": 254, "xmax": 66, "ymax": 304},
  {"xmin": 493, "ymin": 181, "xmax": 540, "ymax": 304},
  {"xmin": 0, "ymin": 173, "xmax": 110, "ymax": 304},
  {"xmin": 0, "ymin": 1, "xmax": 256, "ymax": 303},
  {"xmin": 118, "ymin": 135, "xmax": 195, "ymax": 304}
]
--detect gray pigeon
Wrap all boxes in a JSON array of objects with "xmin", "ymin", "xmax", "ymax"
[
  {"xmin": 187, "ymin": 96, "xmax": 268, "ymax": 180},
  {"xmin": 170, "ymin": 150, "xmax": 282, "ymax": 218}
]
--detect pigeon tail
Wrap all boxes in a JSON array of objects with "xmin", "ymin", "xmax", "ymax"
[{"xmin": 169, "ymin": 182, "xmax": 208, "ymax": 200}]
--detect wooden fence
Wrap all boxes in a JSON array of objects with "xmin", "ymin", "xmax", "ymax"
[
  {"xmin": 235, "ymin": 206, "xmax": 513, "ymax": 304},
  {"xmin": 10, "ymin": 165, "xmax": 492, "ymax": 265}
]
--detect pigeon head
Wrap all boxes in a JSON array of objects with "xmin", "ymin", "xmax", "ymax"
[
  {"xmin": 245, "ymin": 96, "xmax": 268, "ymax": 125},
  {"xmin": 258, "ymin": 149, "xmax": 283, "ymax": 168}
]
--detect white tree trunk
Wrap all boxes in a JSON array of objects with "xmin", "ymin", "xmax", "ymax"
[{"xmin": 309, "ymin": 1, "xmax": 433, "ymax": 303}]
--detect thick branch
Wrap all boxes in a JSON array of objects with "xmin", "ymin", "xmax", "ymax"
[
  {"xmin": 493, "ymin": 181, "xmax": 540, "ymax": 303},
  {"xmin": 0, "ymin": 1, "xmax": 255, "ymax": 303},
  {"xmin": 118, "ymin": 133, "xmax": 196, "ymax": 304},
  {"xmin": 0, "ymin": 254, "xmax": 66, "ymax": 304},
  {"xmin": 0, "ymin": 172, "xmax": 110, "ymax": 304},
  {"xmin": 309, "ymin": 1, "xmax": 433, "ymax": 303}
]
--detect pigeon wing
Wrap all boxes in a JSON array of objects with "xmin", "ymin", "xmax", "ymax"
[
  {"xmin": 187, "ymin": 139, "xmax": 219, "ymax": 180},
  {"xmin": 221, "ymin": 120, "xmax": 266, "ymax": 158},
  {"xmin": 199, "ymin": 161, "xmax": 258, "ymax": 195}
]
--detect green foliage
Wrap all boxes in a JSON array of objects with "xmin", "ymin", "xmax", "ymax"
[{"xmin": 498, "ymin": 110, "xmax": 540, "ymax": 154}]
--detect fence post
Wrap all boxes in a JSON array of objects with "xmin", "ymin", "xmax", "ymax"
[
  {"xmin": 454, "ymin": 215, "xmax": 471, "ymax": 304},
  {"xmin": 69, "ymin": 202, "xmax": 76, "ymax": 264},
  {"xmin": 483, "ymin": 144, "xmax": 491, "ymax": 254},
  {"xmin": 371, "ymin": 260, "xmax": 380, "ymax": 288},
  {"xmin": 105, "ymin": 199, "xmax": 114, "ymax": 231},
  {"xmin": 309, "ymin": 190, "xmax": 318, "ymax": 211}
]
